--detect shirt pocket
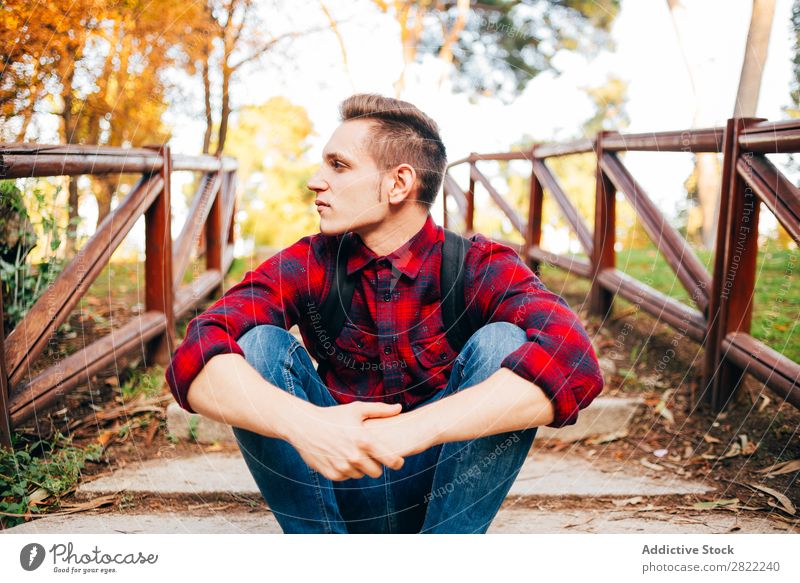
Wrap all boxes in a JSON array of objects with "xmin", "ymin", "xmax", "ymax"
[{"xmin": 333, "ymin": 321, "xmax": 379, "ymax": 370}]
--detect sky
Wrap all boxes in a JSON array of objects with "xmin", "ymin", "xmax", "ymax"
[{"xmin": 147, "ymin": 0, "xmax": 798, "ymax": 254}]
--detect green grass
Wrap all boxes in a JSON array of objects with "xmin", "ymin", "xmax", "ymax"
[{"xmin": 538, "ymin": 241, "xmax": 800, "ymax": 363}]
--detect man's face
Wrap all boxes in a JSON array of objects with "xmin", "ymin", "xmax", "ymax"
[{"xmin": 306, "ymin": 119, "xmax": 393, "ymax": 236}]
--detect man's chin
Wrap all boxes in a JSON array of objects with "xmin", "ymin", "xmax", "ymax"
[{"xmin": 318, "ymin": 218, "xmax": 346, "ymax": 237}]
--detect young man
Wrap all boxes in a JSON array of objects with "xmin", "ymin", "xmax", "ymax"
[{"xmin": 166, "ymin": 93, "xmax": 604, "ymax": 534}]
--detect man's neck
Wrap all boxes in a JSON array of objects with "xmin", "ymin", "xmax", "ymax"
[{"xmin": 357, "ymin": 210, "xmax": 429, "ymax": 257}]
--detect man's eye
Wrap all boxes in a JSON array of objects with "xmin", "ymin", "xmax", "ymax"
[{"xmin": 331, "ymin": 160, "xmax": 344, "ymax": 169}]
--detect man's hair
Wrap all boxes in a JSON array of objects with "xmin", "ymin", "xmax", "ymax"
[{"xmin": 338, "ymin": 93, "xmax": 447, "ymax": 209}]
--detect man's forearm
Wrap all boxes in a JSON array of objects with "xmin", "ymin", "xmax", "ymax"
[
  {"xmin": 186, "ymin": 353, "xmax": 312, "ymax": 440},
  {"xmin": 400, "ymin": 367, "xmax": 555, "ymax": 449}
]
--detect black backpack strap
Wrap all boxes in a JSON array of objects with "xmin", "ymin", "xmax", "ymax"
[
  {"xmin": 315, "ymin": 228, "xmax": 476, "ymax": 360},
  {"xmin": 316, "ymin": 234, "xmax": 357, "ymax": 360},
  {"xmin": 441, "ymin": 229, "xmax": 475, "ymax": 351}
]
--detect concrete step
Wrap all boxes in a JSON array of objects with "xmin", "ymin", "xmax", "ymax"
[
  {"xmin": 71, "ymin": 451, "xmax": 712, "ymax": 501},
  {"xmin": 166, "ymin": 396, "xmax": 644, "ymax": 445},
  {"xmin": 3, "ymin": 507, "xmax": 790, "ymax": 534}
]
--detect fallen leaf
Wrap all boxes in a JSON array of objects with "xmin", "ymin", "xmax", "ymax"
[
  {"xmin": 744, "ymin": 483, "xmax": 796, "ymax": 516},
  {"xmin": 758, "ymin": 394, "xmax": 771, "ymax": 412},
  {"xmin": 1, "ymin": 494, "xmax": 118, "ymax": 519},
  {"xmin": 653, "ymin": 389, "xmax": 676, "ymax": 423},
  {"xmin": 706, "ymin": 438, "xmax": 759, "ymax": 461},
  {"xmin": 612, "ymin": 496, "xmax": 643, "ymax": 507},
  {"xmin": 96, "ymin": 430, "xmax": 115, "ymax": 447},
  {"xmin": 692, "ymin": 498, "xmax": 739, "ymax": 510},
  {"xmin": 703, "ymin": 434, "xmax": 722, "ymax": 444},
  {"xmin": 654, "ymin": 401, "xmax": 675, "ymax": 424},
  {"xmin": 640, "ymin": 458, "xmax": 664, "ymax": 471},
  {"xmin": 755, "ymin": 459, "xmax": 800, "ymax": 477},
  {"xmin": 563, "ymin": 516, "xmax": 595, "ymax": 528},
  {"xmin": 738, "ymin": 434, "xmax": 757, "ymax": 455},
  {"xmin": 587, "ymin": 428, "xmax": 629, "ymax": 445},
  {"xmin": 28, "ymin": 488, "xmax": 51, "ymax": 506},
  {"xmin": 653, "ymin": 448, "xmax": 668, "ymax": 458}
]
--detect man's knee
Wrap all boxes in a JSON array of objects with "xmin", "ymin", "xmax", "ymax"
[
  {"xmin": 237, "ymin": 324, "xmax": 298, "ymax": 383},
  {"xmin": 463, "ymin": 321, "xmax": 527, "ymax": 369}
]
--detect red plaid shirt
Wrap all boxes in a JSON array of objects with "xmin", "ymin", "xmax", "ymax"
[{"xmin": 166, "ymin": 213, "xmax": 604, "ymax": 428}]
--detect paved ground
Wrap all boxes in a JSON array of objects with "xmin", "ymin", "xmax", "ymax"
[
  {"xmin": 4, "ymin": 507, "xmax": 788, "ymax": 534},
  {"xmin": 67, "ymin": 451, "xmax": 712, "ymax": 500},
  {"xmin": 3, "ymin": 446, "xmax": 793, "ymax": 534}
]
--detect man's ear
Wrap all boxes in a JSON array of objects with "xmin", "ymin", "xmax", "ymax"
[{"xmin": 386, "ymin": 163, "xmax": 417, "ymax": 205}]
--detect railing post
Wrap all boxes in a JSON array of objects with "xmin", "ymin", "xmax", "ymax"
[
  {"xmin": 466, "ymin": 156, "xmax": 475, "ymax": 234},
  {"xmin": 0, "ymin": 298, "xmax": 12, "ymax": 449},
  {"xmin": 144, "ymin": 145, "xmax": 175, "ymax": 366},
  {"xmin": 589, "ymin": 131, "xmax": 616, "ymax": 318},
  {"xmin": 205, "ymin": 165, "xmax": 224, "ymax": 297},
  {"xmin": 527, "ymin": 147, "xmax": 544, "ymax": 276},
  {"xmin": 226, "ymin": 170, "xmax": 237, "ymax": 252},
  {"xmin": 702, "ymin": 117, "xmax": 764, "ymax": 411}
]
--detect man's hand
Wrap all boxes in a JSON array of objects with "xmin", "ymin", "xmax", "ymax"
[
  {"xmin": 283, "ymin": 401, "xmax": 406, "ymax": 481},
  {"xmin": 362, "ymin": 411, "xmax": 436, "ymax": 459}
]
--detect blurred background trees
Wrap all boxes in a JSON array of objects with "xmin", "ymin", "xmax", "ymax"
[{"xmin": 1, "ymin": 0, "xmax": 795, "ymax": 260}]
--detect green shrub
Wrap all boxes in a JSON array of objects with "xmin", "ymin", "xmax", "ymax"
[
  {"xmin": 0, "ymin": 180, "xmax": 65, "ymax": 333},
  {"xmin": 0, "ymin": 432, "xmax": 103, "ymax": 529}
]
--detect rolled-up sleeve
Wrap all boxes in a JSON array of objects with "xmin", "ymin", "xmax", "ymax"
[
  {"xmin": 465, "ymin": 238, "xmax": 604, "ymax": 428},
  {"xmin": 165, "ymin": 235, "xmax": 324, "ymax": 413}
]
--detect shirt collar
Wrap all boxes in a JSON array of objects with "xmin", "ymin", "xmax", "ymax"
[{"xmin": 345, "ymin": 213, "xmax": 442, "ymax": 280}]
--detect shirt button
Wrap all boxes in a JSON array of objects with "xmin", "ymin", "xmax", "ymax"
[
  {"xmin": 384, "ymin": 346, "xmax": 392, "ymax": 355},
  {"xmin": 440, "ymin": 352, "xmax": 447, "ymax": 360},
  {"xmin": 383, "ymin": 292, "xmax": 392, "ymax": 302},
  {"xmin": 356, "ymin": 341, "xmax": 364, "ymax": 349}
]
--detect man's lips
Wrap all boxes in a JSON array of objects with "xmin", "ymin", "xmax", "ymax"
[{"xmin": 315, "ymin": 200, "xmax": 330, "ymax": 212}]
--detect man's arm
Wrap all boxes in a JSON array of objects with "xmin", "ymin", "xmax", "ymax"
[
  {"xmin": 186, "ymin": 352, "xmax": 310, "ymax": 440},
  {"xmin": 365, "ymin": 236, "xmax": 603, "ymax": 457},
  {"xmin": 166, "ymin": 236, "xmax": 405, "ymax": 480},
  {"xmin": 188, "ymin": 352, "xmax": 406, "ymax": 480},
  {"xmin": 165, "ymin": 237, "xmax": 322, "ymax": 415},
  {"xmin": 363, "ymin": 367, "xmax": 553, "ymax": 457}
]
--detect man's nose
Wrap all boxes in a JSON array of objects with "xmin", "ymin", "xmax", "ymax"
[{"xmin": 307, "ymin": 171, "xmax": 326, "ymax": 193}]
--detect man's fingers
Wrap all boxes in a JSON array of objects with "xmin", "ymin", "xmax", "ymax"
[
  {"xmin": 335, "ymin": 462, "xmax": 365, "ymax": 481},
  {"xmin": 362, "ymin": 439, "xmax": 404, "ymax": 471},
  {"xmin": 358, "ymin": 401, "xmax": 403, "ymax": 419},
  {"xmin": 352, "ymin": 454, "xmax": 384, "ymax": 479}
]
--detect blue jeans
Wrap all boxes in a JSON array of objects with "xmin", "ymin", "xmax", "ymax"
[{"xmin": 231, "ymin": 321, "xmax": 537, "ymax": 534}]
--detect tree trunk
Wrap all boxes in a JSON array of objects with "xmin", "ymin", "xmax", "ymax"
[
  {"xmin": 696, "ymin": 153, "xmax": 721, "ymax": 249},
  {"xmin": 61, "ymin": 73, "xmax": 81, "ymax": 256},
  {"xmin": 393, "ymin": 3, "xmax": 425, "ymax": 97},
  {"xmin": 94, "ymin": 176, "xmax": 115, "ymax": 229},
  {"xmin": 66, "ymin": 177, "xmax": 80, "ymax": 255},
  {"xmin": 666, "ymin": 0, "xmax": 774, "ymax": 250},
  {"xmin": 215, "ymin": 65, "xmax": 231, "ymax": 156},
  {"xmin": 202, "ymin": 47, "xmax": 213, "ymax": 155},
  {"xmin": 734, "ymin": 0, "xmax": 777, "ymax": 117}
]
